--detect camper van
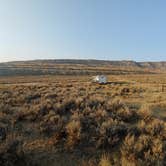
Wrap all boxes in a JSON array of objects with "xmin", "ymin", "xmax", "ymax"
[{"xmin": 92, "ymin": 75, "xmax": 107, "ymax": 84}]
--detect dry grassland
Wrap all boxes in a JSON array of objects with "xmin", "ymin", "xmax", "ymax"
[{"xmin": 0, "ymin": 74, "xmax": 166, "ymax": 166}]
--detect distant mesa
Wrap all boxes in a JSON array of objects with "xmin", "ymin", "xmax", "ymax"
[{"xmin": 0, "ymin": 59, "xmax": 166, "ymax": 76}]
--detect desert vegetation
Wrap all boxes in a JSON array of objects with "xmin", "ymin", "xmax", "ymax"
[{"xmin": 0, "ymin": 74, "xmax": 166, "ymax": 166}]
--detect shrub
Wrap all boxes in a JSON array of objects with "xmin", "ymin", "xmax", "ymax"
[
  {"xmin": 99, "ymin": 154, "xmax": 112, "ymax": 166},
  {"xmin": 66, "ymin": 120, "xmax": 81, "ymax": 148},
  {"xmin": 138, "ymin": 104, "xmax": 152, "ymax": 120},
  {"xmin": 121, "ymin": 133, "xmax": 165, "ymax": 165},
  {"xmin": 0, "ymin": 134, "xmax": 26, "ymax": 166}
]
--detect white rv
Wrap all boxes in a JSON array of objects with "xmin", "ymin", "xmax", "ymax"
[{"xmin": 92, "ymin": 75, "xmax": 107, "ymax": 84}]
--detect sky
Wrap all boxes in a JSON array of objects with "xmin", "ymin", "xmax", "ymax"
[{"xmin": 0, "ymin": 0, "xmax": 166, "ymax": 62}]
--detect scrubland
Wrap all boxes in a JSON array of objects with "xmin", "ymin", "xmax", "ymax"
[{"xmin": 0, "ymin": 74, "xmax": 166, "ymax": 166}]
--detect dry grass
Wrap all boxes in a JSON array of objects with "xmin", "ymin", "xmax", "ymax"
[
  {"xmin": 99, "ymin": 154, "xmax": 112, "ymax": 166},
  {"xmin": 0, "ymin": 74, "xmax": 166, "ymax": 165}
]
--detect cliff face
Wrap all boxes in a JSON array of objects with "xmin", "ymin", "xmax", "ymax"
[{"xmin": 0, "ymin": 59, "xmax": 166, "ymax": 76}]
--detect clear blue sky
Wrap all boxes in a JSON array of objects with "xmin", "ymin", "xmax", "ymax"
[{"xmin": 0, "ymin": 0, "xmax": 166, "ymax": 62}]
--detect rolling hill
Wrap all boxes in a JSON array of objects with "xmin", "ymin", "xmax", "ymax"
[{"xmin": 0, "ymin": 59, "xmax": 166, "ymax": 76}]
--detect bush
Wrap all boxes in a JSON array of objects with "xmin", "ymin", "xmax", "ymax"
[{"xmin": 66, "ymin": 120, "xmax": 81, "ymax": 149}]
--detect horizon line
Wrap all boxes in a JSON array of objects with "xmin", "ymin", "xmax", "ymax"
[{"xmin": 1, "ymin": 58, "xmax": 166, "ymax": 63}]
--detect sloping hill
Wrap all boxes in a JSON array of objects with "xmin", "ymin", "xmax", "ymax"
[{"xmin": 0, "ymin": 59, "xmax": 166, "ymax": 76}]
